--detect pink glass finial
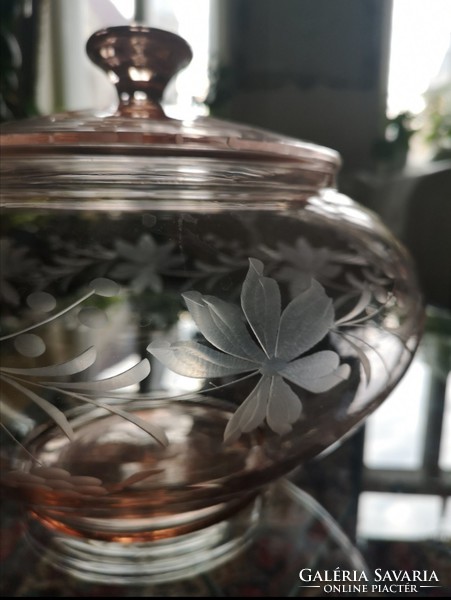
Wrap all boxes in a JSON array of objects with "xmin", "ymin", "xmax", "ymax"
[{"xmin": 86, "ymin": 25, "xmax": 193, "ymax": 119}]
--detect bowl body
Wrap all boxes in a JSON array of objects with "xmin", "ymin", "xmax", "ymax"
[{"xmin": 0, "ymin": 155, "xmax": 423, "ymax": 538}]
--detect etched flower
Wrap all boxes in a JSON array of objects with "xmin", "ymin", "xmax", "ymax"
[
  {"xmin": 263, "ymin": 237, "xmax": 365, "ymax": 295},
  {"xmin": 148, "ymin": 259, "xmax": 350, "ymax": 442},
  {"xmin": 110, "ymin": 234, "xmax": 183, "ymax": 293}
]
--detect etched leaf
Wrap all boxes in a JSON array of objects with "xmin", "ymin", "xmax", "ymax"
[
  {"xmin": 304, "ymin": 363, "xmax": 350, "ymax": 392},
  {"xmin": 148, "ymin": 341, "xmax": 255, "ymax": 378},
  {"xmin": 183, "ymin": 292, "xmax": 263, "ymax": 361},
  {"xmin": 241, "ymin": 258, "xmax": 281, "ymax": 355},
  {"xmin": 281, "ymin": 351, "xmax": 350, "ymax": 392},
  {"xmin": 276, "ymin": 280, "xmax": 334, "ymax": 361},
  {"xmin": 55, "ymin": 359, "xmax": 150, "ymax": 391},
  {"xmin": 335, "ymin": 289, "xmax": 372, "ymax": 325},
  {"xmin": 2, "ymin": 376, "xmax": 74, "ymax": 440},
  {"xmin": 266, "ymin": 376, "xmax": 302, "ymax": 435},
  {"xmin": 93, "ymin": 402, "xmax": 168, "ymax": 446},
  {"xmin": 1, "ymin": 346, "xmax": 97, "ymax": 377},
  {"xmin": 90, "ymin": 278, "xmax": 121, "ymax": 297},
  {"xmin": 26, "ymin": 292, "xmax": 57, "ymax": 312},
  {"xmin": 282, "ymin": 350, "xmax": 339, "ymax": 382},
  {"xmin": 0, "ymin": 290, "xmax": 96, "ymax": 343},
  {"xmin": 60, "ymin": 390, "xmax": 168, "ymax": 447},
  {"xmin": 14, "ymin": 334, "xmax": 46, "ymax": 358},
  {"xmin": 365, "ymin": 268, "xmax": 392, "ymax": 285},
  {"xmin": 224, "ymin": 377, "xmax": 270, "ymax": 443},
  {"xmin": 340, "ymin": 335, "xmax": 372, "ymax": 382}
]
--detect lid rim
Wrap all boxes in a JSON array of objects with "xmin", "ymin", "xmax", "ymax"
[{"xmin": 1, "ymin": 128, "xmax": 341, "ymax": 172}]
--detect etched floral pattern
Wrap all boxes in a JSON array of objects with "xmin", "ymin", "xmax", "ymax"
[
  {"xmin": 261, "ymin": 237, "xmax": 364, "ymax": 294},
  {"xmin": 110, "ymin": 234, "xmax": 184, "ymax": 293},
  {"xmin": 0, "ymin": 278, "xmax": 168, "ymax": 453},
  {"xmin": 1, "ymin": 213, "xmax": 398, "ymax": 450},
  {"xmin": 43, "ymin": 237, "xmax": 116, "ymax": 291},
  {"xmin": 149, "ymin": 259, "xmax": 351, "ymax": 442}
]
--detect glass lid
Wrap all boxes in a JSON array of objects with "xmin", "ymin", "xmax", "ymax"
[{"xmin": 0, "ymin": 26, "xmax": 340, "ymax": 175}]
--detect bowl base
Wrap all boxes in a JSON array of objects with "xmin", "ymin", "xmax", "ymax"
[{"xmin": 25, "ymin": 494, "xmax": 261, "ymax": 585}]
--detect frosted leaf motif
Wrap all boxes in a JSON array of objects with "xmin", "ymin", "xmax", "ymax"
[
  {"xmin": 1, "ymin": 354, "xmax": 162, "ymax": 444},
  {"xmin": 89, "ymin": 278, "xmax": 121, "ymax": 297},
  {"xmin": 0, "ymin": 285, "xmax": 166, "ymax": 446},
  {"xmin": 55, "ymin": 359, "xmax": 151, "ymax": 391},
  {"xmin": 14, "ymin": 334, "xmax": 46, "ymax": 358},
  {"xmin": 149, "ymin": 259, "xmax": 350, "ymax": 442},
  {"xmin": 345, "ymin": 269, "xmax": 392, "ymax": 304},
  {"xmin": 42, "ymin": 239, "xmax": 115, "ymax": 290},
  {"xmin": 332, "ymin": 288, "xmax": 387, "ymax": 383},
  {"xmin": 183, "ymin": 291, "xmax": 264, "ymax": 361},
  {"xmin": 148, "ymin": 341, "xmax": 255, "ymax": 378},
  {"xmin": 282, "ymin": 352, "xmax": 351, "ymax": 393},
  {"xmin": 2, "ymin": 347, "xmax": 97, "ymax": 377},
  {"xmin": 26, "ymin": 292, "xmax": 57, "ymax": 312},
  {"xmin": 223, "ymin": 376, "xmax": 271, "ymax": 442},
  {"xmin": 3, "ymin": 375, "xmax": 75, "ymax": 440},
  {"xmin": 335, "ymin": 289, "xmax": 372, "ymax": 326},
  {"xmin": 276, "ymin": 280, "xmax": 334, "ymax": 361},
  {"xmin": 241, "ymin": 258, "xmax": 281, "ymax": 356},
  {"xmin": 266, "ymin": 376, "xmax": 303, "ymax": 435}
]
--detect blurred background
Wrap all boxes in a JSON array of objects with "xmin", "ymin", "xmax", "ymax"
[
  {"xmin": 1, "ymin": 0, "xmax": 450, "ymax": 593},
  {"xmin": 2, "ymin": 0, "xmax": 450, "ymax": 305}
]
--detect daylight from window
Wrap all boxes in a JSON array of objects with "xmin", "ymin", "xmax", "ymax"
[{"xmin": 387, "ymin": 0, "xmax": 451, "ymax": 117}]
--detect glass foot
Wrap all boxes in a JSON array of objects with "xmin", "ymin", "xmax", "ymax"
[
  {"xmin": 3, "ymin": 480, "xmax": 369, "ymax": 595},
  {"xmin": 25, "ymin": 494, "xmax": 261, "ymax": 585}
]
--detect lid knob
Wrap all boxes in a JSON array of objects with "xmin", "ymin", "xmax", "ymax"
[{"xmin": 86, "ymin": 26, "xmax": 192, "ymax": 119}]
